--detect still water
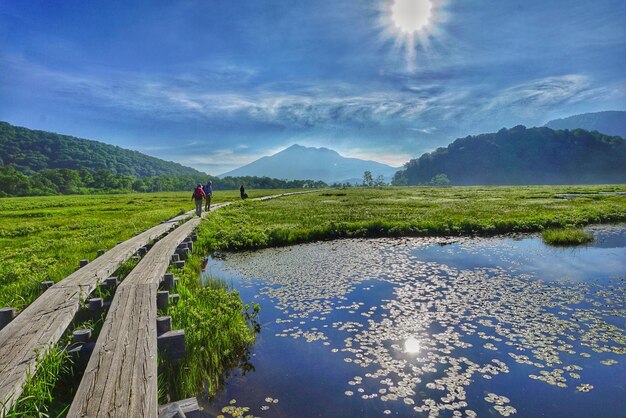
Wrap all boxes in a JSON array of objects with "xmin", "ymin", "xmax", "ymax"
[{"xmin": 202, "ymin": 226, "xmax": 626, "ymax": 418}]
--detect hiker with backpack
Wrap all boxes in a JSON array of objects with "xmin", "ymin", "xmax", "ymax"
[
  {"xmin": 204, "ymin": 180, "xmax": 213, "ymax": 211},
  {"xmin": 192, "ymin": 184, "xmax": 206, "ymax": 217},
  {"xmin": 240, "ymin": 184, "xmax": 248, "ymax": 199}
]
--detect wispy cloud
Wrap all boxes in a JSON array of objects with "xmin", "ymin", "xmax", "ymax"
[{"xmin": 3, "ymin": 54, "xmax": 620, "ymax": 133}]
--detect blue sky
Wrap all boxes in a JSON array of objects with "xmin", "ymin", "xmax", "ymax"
[{"xmin": 1, "ymin": 0, "xmax": 624, "ymax": 174}]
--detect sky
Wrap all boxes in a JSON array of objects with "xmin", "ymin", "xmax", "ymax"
[{"xmin": 1, "ymin": 0, "xmax": 625, "ymax": 174}]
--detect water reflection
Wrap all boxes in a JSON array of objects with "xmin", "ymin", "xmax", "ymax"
[
  {"xmin": 204, "ymin": 225, "xmax": 626, "ymax": 418},
  {"xmin": 404, "ymin": 336, "xmax": 421, "ymax": 354}
]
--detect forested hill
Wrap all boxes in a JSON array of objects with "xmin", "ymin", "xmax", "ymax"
[
  {"xmin": 0, "ymin": 121, "xmax": 206, "ymax": 177},
  {"xmin": 396, "ymin": 126, "xmax": 626, "ymax": 186},
  {"xmin": 0, "ymin": 122, "xmax": 327, "ymax": 197}
]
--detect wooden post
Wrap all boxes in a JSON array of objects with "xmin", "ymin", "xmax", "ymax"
[
  {"xmin": 40, "ymin": 281, "xmax": 54, "ymax": 292},
  {"xmin": 157, "ymin": 316, "xmax": 172, "ymax": 336},
  {"xmin": 80, "ymin": 259, "xmax": 89, "ymax": 268},
  {"xmin": 158, "ymin": 397, "xmax": 199, "ymax": 418},
  {"xmin": 72, "ymin": 328, "xmax": 92, "ymax": 344},
  {"xmin": 103, "ymin": 276, "xmax": 118, "ymax": 290},
  {"xmin": 0, "ymin": 307, "xmax": 16, "ymax": 330},
  {"xmin": 174, "ymin": 260, "xmax": 185, "ymax": 269},
  {"xmin": 137, "ymin": 247, "xmax": 147, "ymax": 256},
  {"xmin": 157, "ymin": 291, "xmax": 170, "ymax": 310},
  {"xmin": 163, "ymin": 274, "xmax": 176, "ymax": 290},
  {"xmin": 97, "ymin": 249, "xmax": 105, "ymax": 257},
  {"xmin": 170, "ymin": 253, "xmax": 180, "ymax": 263},
  {"xmin": 87, "ymin": 298, "xmax": 104, "ymax": 319},
  {"xmin": 157, "ymin": 330, "xmax": 186, "ymax": 362}
]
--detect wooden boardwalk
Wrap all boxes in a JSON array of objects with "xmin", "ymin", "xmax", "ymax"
[
  {"xmin": 0, "ymin": 210, "xmax": 191, "ymax": 415},
  {"xmin": 66, "ymin": 204, "xmax": 220, "ymax": 417},
  {"xmin": 67, "ymin": 192, "xmax": 311, "ymax": 417}
]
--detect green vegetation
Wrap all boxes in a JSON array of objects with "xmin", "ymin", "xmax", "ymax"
[
  {"xmin": 1, "ymin": 185, "xmax": 625, "ymax": 407},
  {"xmin": 0, "ymin": 121, "xmax": 327, "ymax": 197},
  {"xmin": 398, "ymin": 126, "xmax": 626, "ymax": 186},
  {"xmin": 197, "ymin": 186, "xmax": 626, "ymax": 251},
  {"xmin": 542, "ymin": 228, "xmax": 594, "ymax": 246},
  {"xmin": 6, "ymin": 346, "xmax": 72, "ymax": 418},
  {"xmin": 160, "ymin": 256, "xmax": 259, "ymax": 400},
  {"xmin": 0, "ymin": 121, "xmax": 206, "ymax": 178},
  {"xmin": 0, "ymin": 190, "xmax": 281, "ymax": 311}
]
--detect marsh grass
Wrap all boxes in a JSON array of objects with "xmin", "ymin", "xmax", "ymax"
[
  {"xmin": 159, "ymin": 249, "xmax": 259, "ymax": 401},
  {"xmin": 542, "ymin": 228, "xmax": 594, "ymax": 246},
  {"xmin": 5, "ymin": 346, "xmax": 72, "ymax": 418},
  {"xmin": 0, "ymin": 190, "xmax": 281, "ymax": 311},
  {"xmin": 196, "ymin": 185, "xmax": 626, "ymax": 251}
]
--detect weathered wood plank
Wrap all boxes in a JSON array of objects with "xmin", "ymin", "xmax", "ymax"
[
  {"xmin": 158, "ymin": 397, "xmax": 199, "ymax": 418},
  {"xmin": 67, "ymin": 212, "xmax": 210, "ymax": 417},
  {"xmin": 0, "ymin": 211, "xmax": 192, "ymax": 416},
  {"xmin": 67, "ymin": 285, "xmax": 157, "ymax": 417},
  {"xmin": 37, "ymin": 191, "xmax": 314, "ymax": 417}
]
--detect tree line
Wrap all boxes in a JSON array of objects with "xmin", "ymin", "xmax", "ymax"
[{"xmin": 0, "ymin": 165, "xmax": 327, "ymax": 197}]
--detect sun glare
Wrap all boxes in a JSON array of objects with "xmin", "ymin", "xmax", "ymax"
[
  {"xmin": 380, "ymin": 0, "xmax": 446, "ymax": 71},
  {"xmin": 404, "ymin": 336, "xmax": 421, "ymax": 353},
  {"xmin": 391, "ymin": 0, "xmax": 432, "ymax": 33}
]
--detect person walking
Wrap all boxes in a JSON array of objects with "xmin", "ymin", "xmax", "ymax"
[
  {"xmin": 240, "ymin": 184, "xmax": 246, "ymax": 199},
  {"xmin": 192, "ymin": 183, "xmax": 206, "ymax": 217},
  {"xmin": 204, "ymin": 180, "xmax": 213, "ymax": 211}
]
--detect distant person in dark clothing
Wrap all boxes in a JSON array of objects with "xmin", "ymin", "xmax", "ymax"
[
  {"xmin": 240, "ymin": 184, "xmax": 248, "ymax": 199},
  {"xmin": 192, "ymin": 184, "xmax": 205, "ymax": 216},
  {"xmin": 204, "ymin": 181, "xmax": 213, "ymax": 211}
]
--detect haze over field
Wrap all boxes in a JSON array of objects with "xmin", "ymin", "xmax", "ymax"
[{"xmin": 0, "ymin": 0, "xmax": 625, "ymax": 174}]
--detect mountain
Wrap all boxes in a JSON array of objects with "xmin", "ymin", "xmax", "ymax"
[
  {"xmin": 398, "ymin": 125, "xmax": 626, "ymax": 186},
  {"xmin": 220, "ymin": 144, "xmax": 399, "ymax": 184},
  {"xmin": 0, "ymin": 121, "xmax": 207, "ymax": 177},
  {"xmin": 545, "ymin": 111, "xmax": 626, "ymax": 138}
]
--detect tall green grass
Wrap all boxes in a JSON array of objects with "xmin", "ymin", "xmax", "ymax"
[
  {"xmin": 197, "ymin": 186, "xmax": 626, "ymax": 251},
  {"xmin": 5, "ymin": 346, "xmax": 72, "ymax": 418},
  {"xmin": 160, "ymin": 250, "xmax": 259, "ymax": 401},
  {"xmin": 0, "ymin": 190, "xmax": 280, "ymax": 311},
  {"xmin": 542, "ymin": 228, "xmax": 594, "ymax": 246}
]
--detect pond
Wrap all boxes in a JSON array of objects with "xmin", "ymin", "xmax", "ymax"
[{"xmin": 201, "ymin": 226, "xmax": 626, "ymax": 418}]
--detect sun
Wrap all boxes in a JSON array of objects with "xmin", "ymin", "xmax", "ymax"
[{"xmin": 391, "ymin": 0, "xmax": 433, "ymax": 33}]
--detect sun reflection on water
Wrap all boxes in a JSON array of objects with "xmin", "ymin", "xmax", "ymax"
[{"xmin": 404, "ymin": 336, "xmax": 421, "ymax": 353}]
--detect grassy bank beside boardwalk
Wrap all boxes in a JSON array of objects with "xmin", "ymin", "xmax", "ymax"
[
  {"xmin": 2, "ymin": 185, "xmax": 625, "ymax": 409},
  {"xmin": 159, "ymin": 184, "xmax": 626, "ymax": 399},
  {"xmin": 197, "ymin": 185, "xmax": 626, "ymax": 252},
  {"xmin": 0, "ymin": 190, "xmax": 285, "ymax": 311}
]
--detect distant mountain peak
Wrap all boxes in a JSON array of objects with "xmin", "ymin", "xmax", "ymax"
[
  {"xmin": 220, "ymin": 144, "xmax": 399, "ymax": 184},
  {"xmin": 281, "ymin": 144, "xmax": 339, "ymax": 154}
]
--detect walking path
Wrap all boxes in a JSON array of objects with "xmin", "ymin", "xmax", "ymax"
[
  {"xmin": 0, "ymin": 191, "xmax": 314, "ymax": 416},
  {"xmin": 0, "ymin": 210, "xmax": 191, "ymax": 416}
]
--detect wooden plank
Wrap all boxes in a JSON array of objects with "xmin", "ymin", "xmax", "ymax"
[
  {"xmin": 0, "ymin": 211, "xmax": 192, "ymax": 416},
  {"xmin": 67, "ymin": 285, "xmax": 157, "ymax": 417},
  {"xmin": 158, "ymin": 397, "xmax": 199, "ymax": 418},
  {"xmin": 68, "ymin": 218, "xmax": 204, "ymax": 417},
  {"xmin": 67, "ymin": 192, "xmax": 315, "ymax": 417}
]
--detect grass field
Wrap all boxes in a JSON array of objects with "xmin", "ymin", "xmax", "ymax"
[
  {"xmin": 0, "ymin": 190, "xmax": 282, "ymax": 311},
  {"xmin": 197, "ymin": 185, "xmax": 626, "ymax": 252},
  {"xmin": 1, "ymin": 185, "xmax": 626, "ymax": 411}
]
